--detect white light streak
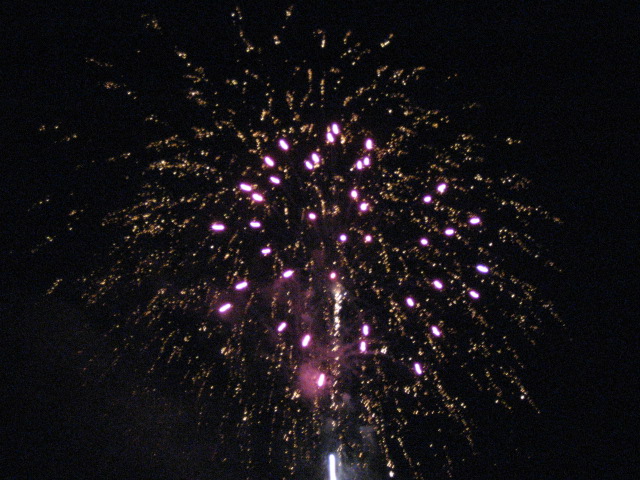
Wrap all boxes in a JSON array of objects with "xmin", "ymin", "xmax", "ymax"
[{"xmin": 328, "ymin": 454, "xmax": 337, "ymax": 480}]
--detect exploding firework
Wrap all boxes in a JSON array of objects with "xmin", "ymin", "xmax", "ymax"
[{"xmin": 39, "ymin": 7, "xmax": 561, "ymax": 479}]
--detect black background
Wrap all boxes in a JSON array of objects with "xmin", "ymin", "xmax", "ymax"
[{"xmin": 3, "ymin": 1, "xmax": 636, "ymax": 479}]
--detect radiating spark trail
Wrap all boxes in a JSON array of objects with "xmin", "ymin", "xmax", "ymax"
[{"xmin": 43, "ymin": 8, "xmax": 562, "ymax": 479}]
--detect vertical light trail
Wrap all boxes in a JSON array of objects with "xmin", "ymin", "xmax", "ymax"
[
  {"xmin": 332, "ymin": 284, "xmax": 344, "ymax": 337},
  {"xmin": 328, "ymin": 453, "xmax": 338, "ymax": 480},
  {"xmin": 330, "ymin": 285, "xmax": 345, "ymax": 412}
]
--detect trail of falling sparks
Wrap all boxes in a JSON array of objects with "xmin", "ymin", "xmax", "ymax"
[{"xmin": 40, "ymin": 7, "xmax": 562, "ymax": 479}]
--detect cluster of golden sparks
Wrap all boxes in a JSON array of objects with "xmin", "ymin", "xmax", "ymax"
[{"xmin": 41, "ymin": 7, "xmax": 561, "ymax": 479}]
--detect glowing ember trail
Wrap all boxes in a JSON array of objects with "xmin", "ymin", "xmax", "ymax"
[{"xmin": 476, "ymin": 264, "xmax": 490, "ymax": 274}]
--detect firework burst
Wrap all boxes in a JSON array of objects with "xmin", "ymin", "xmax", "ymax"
[{"xmin": 40, "ymin": 7, "xmax": 560, "ymax": 479}]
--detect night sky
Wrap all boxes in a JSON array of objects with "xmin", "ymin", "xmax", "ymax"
[{"xmin": 3, "ymin": 1, "xmax": 635, "ymax": 479}]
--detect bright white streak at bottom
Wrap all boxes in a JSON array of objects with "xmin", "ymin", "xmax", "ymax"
[{"xmin": 328, "ymin": 454, "xmax": 337, "ymax": 480}]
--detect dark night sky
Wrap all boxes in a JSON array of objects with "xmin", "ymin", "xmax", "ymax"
[{"xmin": 3, "ymin": 1, "xmax": 636, "ymax": 479}]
